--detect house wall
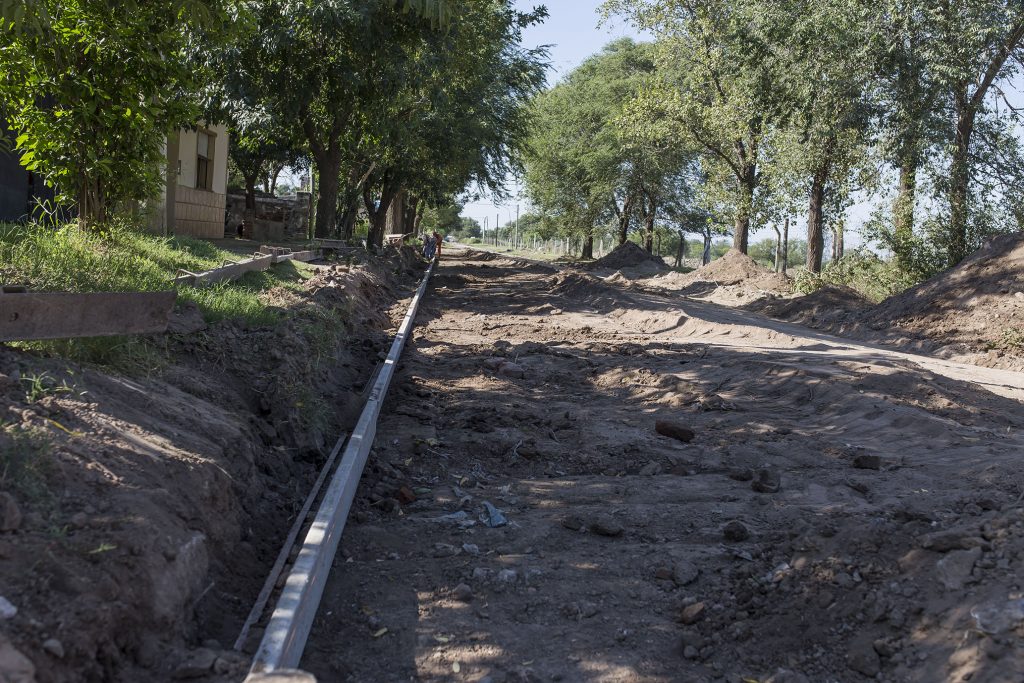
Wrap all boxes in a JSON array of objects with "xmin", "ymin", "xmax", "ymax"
[{"xmin": 146, "ymin": 123, "xmax": 229, "ymax": 238}]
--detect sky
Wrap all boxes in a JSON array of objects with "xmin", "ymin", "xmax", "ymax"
[{"xmin": 460, "ymin": 0, "xmax": 646, "ymax": 232}]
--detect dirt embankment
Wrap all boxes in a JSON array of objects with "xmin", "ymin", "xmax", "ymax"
[
  {"xmin": 585, "ymin": 241, "xmax": 669, "ymax": 277},
  {"xmin": 648, "ymin": 249, "xmax": 792, "ymax": 303},
  {"xmin": 748, "ymin": 234, "xmax": 1024, "ymax": 369},
  {"xmin": 0, "ymin": 249, "xmax": 422, "ymax": 682}
]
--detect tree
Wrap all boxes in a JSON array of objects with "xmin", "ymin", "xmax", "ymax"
[
  {"xmin": 0, "ymin": 0, "xmax": 240, "ymax": 225},
  {"xmin": 606, "ymin": 0, "xmax": 789, "ymax": 254},
  {"xmin": 525, "ymin": 39, "xmax": 694, "ymax": 258}
]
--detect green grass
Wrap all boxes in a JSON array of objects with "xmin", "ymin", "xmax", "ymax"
[
  {"xmin": 0, "ymin": 221, "xmax": 318, "ymax": 371},
  {"xmin": 0, "ymin": 424, "xmax": 54, "ymax": 505}
]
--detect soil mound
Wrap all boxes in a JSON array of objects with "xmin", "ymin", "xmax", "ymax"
[
  {"xmin": 546, "ymin": 271, "xmax": 612, "ymax": 300},
  {"xmin": 650, "ymin": 250, "xmax": 792, "ymax": 303},
  {"xmin": 681, "ymin": 249, "xmax": 790, "ymax": 288},
  {"xmin": 859, "ymin": 232, "xmax": 1024, "ymax": 361},
  {"xmin": 747, "ymin": 285, "xmax": 872, "ymax": 326},
  {"xmin": 588, "ymin": 242, "xmax": 668, "ymax": 272}
]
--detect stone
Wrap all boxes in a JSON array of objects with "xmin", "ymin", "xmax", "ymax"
[
  {"xmin": 173, "ymin": 648, "xmax": 217, "ymax": 679},
  {"xmin": 852, "ymin": 454, "xmax": 882, "ymax": 470},
  {"xmin": 751, "ymin": 468, "xmax": 781, "ymax": 493},
  {"xmin": 41, "ymin": 639, "xmax": 64, "ymax": 659},
  {"xmin": 589, "ymin": 515, "xmax": 624, "ymax": 537},
  {"xmin": 919, "ymin": 527, "xmax": 985, "ymax": 552},
  {"xmin": 936, "ymin": 547, "xmax": 982, "ymax": 591},
  {"xmin": 723, "ymin": 521, "xmax": 750, "ymax": 542},
  {"xmin": 0, "ymin": 493, "xmax": 21, "ymax": 532},
  {"xmin": 0, "ymin": 634, "xmax": 35, "ymax": 683},
  {"xmin": 496, "ymin": 569, "xmax": 518, "ymax": 584},
  {"xmin": 679, "ymin": 602, "xmax": 706, "ymax": 625},
  {"xmin": 0, "ymin": 596, "xmax": 16, "ymax": 620},
  {"xmin": 497, "ymin": 362, "xmax": 526, "ymax": 379},
  {"xmin": 847, "ymin": 640, "xmax": 881, "ymax": 677},
  {"xmin": 727, "ymin": 468, "xmax": 754, "ymax": 482},
  {"xmin": 453, "ymin": 583, "xmax": 474, "ymax": 602},
  {"xmin": 655, "ymin": 421, "xmax": 695, "ymax": 443},
  {"xmin": 639, "ymin": 461, "xmax": 663, "ymax": 476},
  {"xmin": 683, "ymin": 645, "xmax": 700, "ymax": 660},
  {"xmin": 672, "ymin": 560, "xmax": 700, "ymax": 587},
  {"xmin": 560, "ymin": 515, "xmax": 584, "ymax": 531},
  {"xmin": 396, "ymin": 486, "xmax": 417, "ymax": 505}
]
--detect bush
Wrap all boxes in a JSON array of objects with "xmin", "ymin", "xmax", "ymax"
[{"xmin": 794, "ymin": 249, "xmax": 917, "ymax": 302}]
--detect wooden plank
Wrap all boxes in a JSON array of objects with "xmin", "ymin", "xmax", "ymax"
[
  {"xmin": 0, "ymin": 291, "xmax": 176, "ymax": 342},
  {"xmin": 173, "ymin": 254, "xmax": 276, "ymax": 287},
  {"xmin": 287, "ymin": 250, "xmax": 318, "ymax": 263}
]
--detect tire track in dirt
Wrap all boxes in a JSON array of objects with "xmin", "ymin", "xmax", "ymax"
[{"xmin": 300, "ymin": 251, "xmax": 1024, "ymax": 683}]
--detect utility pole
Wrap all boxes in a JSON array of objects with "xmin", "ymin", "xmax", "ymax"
[{"xmin": 496, "ymin": 212, "xmax": 500, "ymax": 246}]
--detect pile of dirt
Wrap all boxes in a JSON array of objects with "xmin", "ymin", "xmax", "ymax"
[
  {"xmin": 545, "ymin": 271, "xmax": 610, "ymax": 300},
  {"xmin": 859, "ymin": 233, "xmax": 1024, "ymax": 361},
  {"xmin": 746, "ymin": 285, "xmax": 872, "ymax": 327},
  {"xmin": 647, "ymin": 249, "xmax": 793, "ymax": 304},
  {"xmin": 0, "ymin": 256, "xmax": 420, "ymax": 682},
  {"xmin": 587, "ymin": 241, "xmax": 668, "ymax": 273}
]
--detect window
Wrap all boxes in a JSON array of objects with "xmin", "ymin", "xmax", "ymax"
[{"xmin": 196, "ymin": 131, "xmax": 213, "ymax": 190}]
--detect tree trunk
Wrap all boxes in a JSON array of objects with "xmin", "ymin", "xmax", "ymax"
[
  {"xmin": 702, "ymin": 228, "xmax": 712, "ymax": 265},
  {"xmin": 948, "ymin": 107, "xmax": 974, "ymax": 265},
  {"xmin": 615, "ymin": 194, "xmax": 634, "ymax": 245},
  {"xmin": 386, "ymin": 190, "xmax": 406, "ymax": 237},
  {"xmin": 269, "ymin": 163, "xmax": 284, "ymax": 196},
  {"xmin": 312, "ymin": 153, "xmax": 342, "ymax": 239},
  {"xmin": 773, "ymin": 225, "xmax": 782, "ymax": 272},
  {"xmin": 675, "ymin": 230, "xmax": 685, "ymax": 268},
  {"xmin": 834, "ymin": 220, "xmax": 845, "ymax": 261},
  {"xmin": 642, "ymin": 193, "xmax": 656, "ymax": 253},
  {"xmin": 244, "ymin": 176, "xmax": 258, "ymax": 239},
  {"xmin": 892, "ymin": 139, "xmax": 918, "ymax": 265},
  {"xmin": 807, "ymin": 167, "xmax": 827, "ymax": 273},
  {"xmin": 781, "ymin": 217, "xmax": 789, "ymax": 275},
  {"xmin": 582, "ymin": 233, "xmax": 594, "ymax": 259},
  {"xmin": 732, "ymin": 163, "xmax": 756, "ymax": 253},
  {"xmin": 339, "ymin": 196, "xmax": 359, "ymax": 240}
]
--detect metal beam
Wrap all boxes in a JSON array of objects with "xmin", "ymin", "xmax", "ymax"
[
  {"xmin": 248, "ymin": 259, "xmax": 435, "ymax": 676},
  {"xmin": 0, "ymin": 291, "xmax": 176, "ymax": 342}
]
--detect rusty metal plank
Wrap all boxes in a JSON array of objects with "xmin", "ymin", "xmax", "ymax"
[
  {"xmin": 173, "ymin": 254, "xmax": 276, "ymax": 287},
  {"xmin": 0, "ymin": 291, "xmax": 176, "ymax": 341}
]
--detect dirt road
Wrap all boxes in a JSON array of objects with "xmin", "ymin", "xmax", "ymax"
[{"xmin": 300, "ymin": 250, "xmax": 1024, "ymax": 683}]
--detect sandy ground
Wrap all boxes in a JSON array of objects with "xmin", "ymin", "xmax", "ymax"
[{"xmin": 295, "ymin": 250, "xmax": 1024, "ymax": 683}]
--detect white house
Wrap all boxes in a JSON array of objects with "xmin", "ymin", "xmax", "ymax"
[{"xmin": 148, "ymin": 123, "xmax": 230, "ymax": 238}]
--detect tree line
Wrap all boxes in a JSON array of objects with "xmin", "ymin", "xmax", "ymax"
[
  {"xmin": 0, "ymin": 0, "xmax": 547, "ymax": 247},
  {"xmin": 524, "ymin": 1, "xmax": 1024, "ymax": 275}
]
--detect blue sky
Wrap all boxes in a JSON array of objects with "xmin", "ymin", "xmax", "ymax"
[{"xmin": 460, "ymin": 0, "xmax": 646, "ymax": 231}]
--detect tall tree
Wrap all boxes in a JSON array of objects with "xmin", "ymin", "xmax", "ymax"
[{"xmin": 606, "ymin": 0, "xmax": 788, "ymax": 254}]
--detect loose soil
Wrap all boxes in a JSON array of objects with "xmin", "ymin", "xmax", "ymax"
[
  {"xmin": 587, "ymin": 242, "xmax": 669, "ymax": 277},
  {"xmin": 0, "ymin": 249, "xmax": 423, "ymax": 682},
  {"xmin": 749, "ymin": 235, "xmax": 1024, "ymax": 371},
  {"xmin": 299, "ymin": 249, "xmax": 1024, "ymax": 683},
  {"xmin": 647, "ymin": 250, "xmax": 792, "ymax": 304}
]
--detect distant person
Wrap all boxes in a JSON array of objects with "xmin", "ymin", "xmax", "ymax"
[
  {"xmin": 433, "ymin": 231, "xmax": 443, "ymax": 259},
  {"xmin": 422, "ymin": 233, "xmax": 433, "ymax": 259}
]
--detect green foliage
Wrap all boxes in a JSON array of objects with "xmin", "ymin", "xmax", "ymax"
[
  {"xmin": 990, "ymin": 328, "xmax": 1024, "ymax": 352},
  {"xmin": 793, "ymin": 249, "xmax": 915, "ymax": 302},
  {"xmin": 0, "ymin": 0, "xmax": 243, "ymax": 221},
  {"xmin": 0, "ymin": 424, "xmax": 53, "ymax": 504}
]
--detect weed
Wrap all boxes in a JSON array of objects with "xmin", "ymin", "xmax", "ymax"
[
  {"xmin": 20, "ymin": 371, "xmax": 79, "ymax": 403},
  {"xmin": 988, "ymin": 328, "xmax": 1024, "ymax": 353},
  {"xmin": 0, "ymin": 424, "xmax": 54, "ymax": 504}
]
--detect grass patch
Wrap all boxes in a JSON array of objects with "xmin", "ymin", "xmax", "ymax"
[
  {"xmin": 0, "ymin": 221, "xmax": 317, "ymax": 371},
  {"xmin": 989, "ymin": 328, "xmax": 1024, "ymax": 353},
  {"xmin": 0, "ymin": 424, "xmax": 55, "ymax": 504}
]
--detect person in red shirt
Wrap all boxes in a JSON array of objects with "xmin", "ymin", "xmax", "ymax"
[{"xmin": 433, "ymin": 231, "xmax": 443, "ymax": 259}]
